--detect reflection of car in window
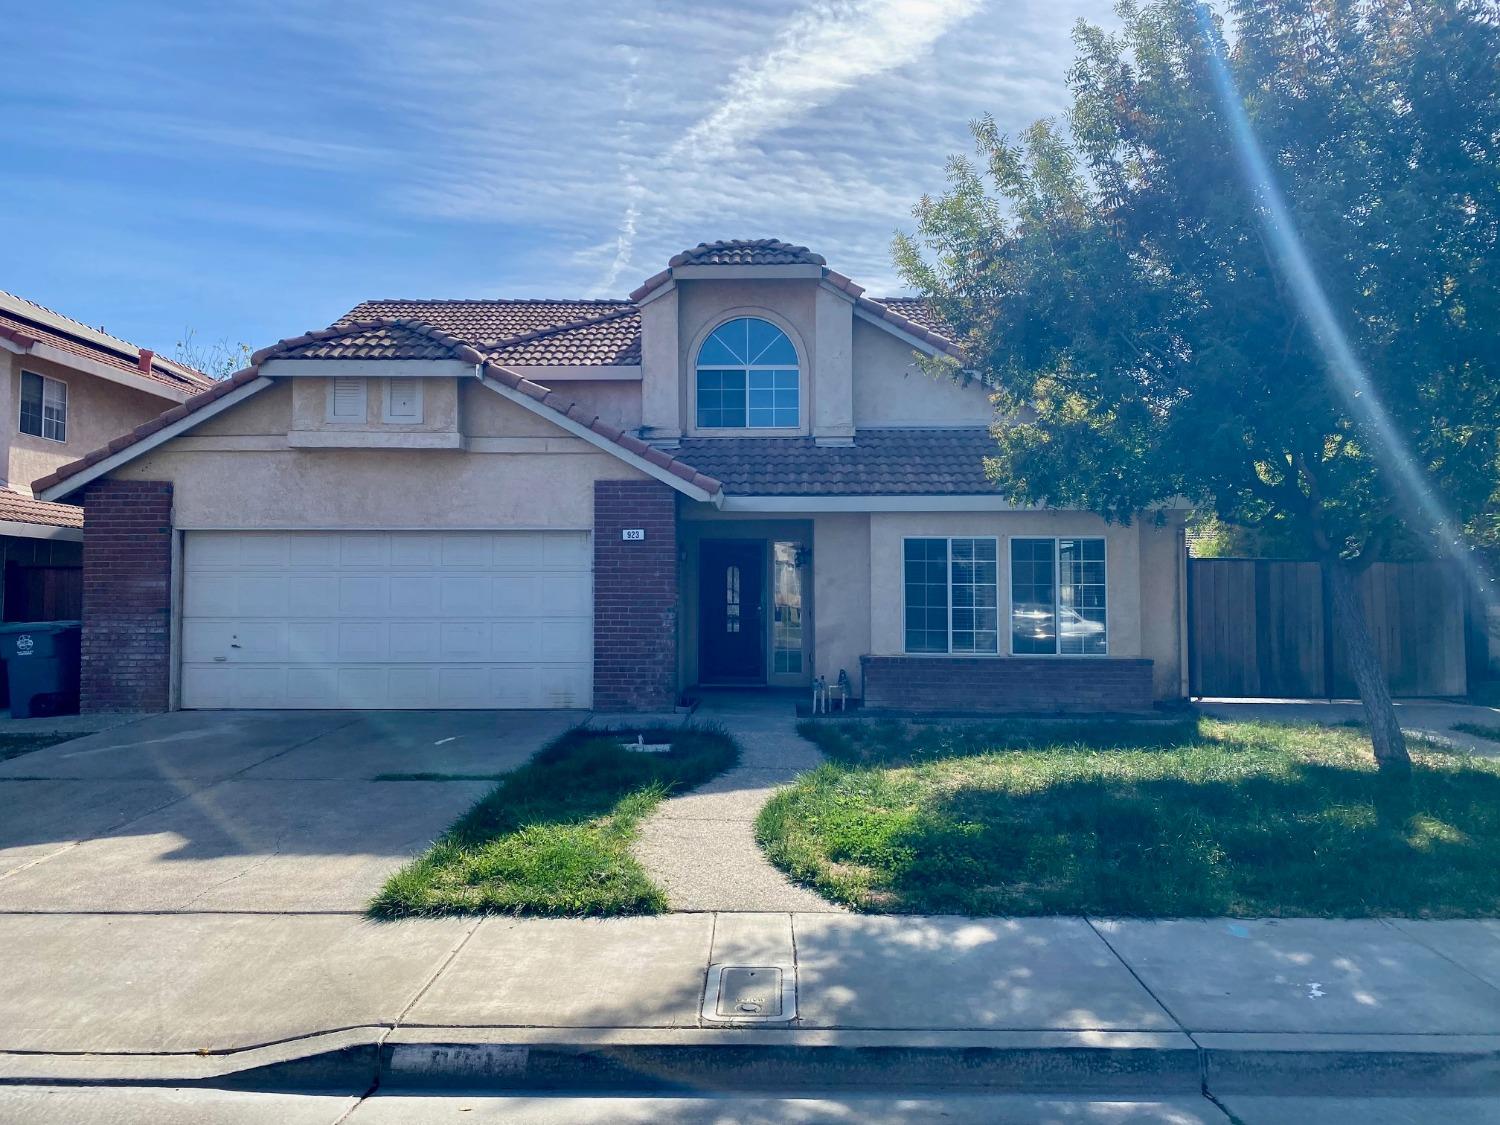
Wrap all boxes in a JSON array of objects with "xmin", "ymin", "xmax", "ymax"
[
  {"xmin": 1013, "ymin": 603, "xmax": 1055, "ymax": 641},
  {"xmin": 1059, "ymin": 607, "xmax": 1105, "ymax": 638}
]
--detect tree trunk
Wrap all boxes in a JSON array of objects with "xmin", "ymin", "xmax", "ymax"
[{"xmin": 1326, "ymin": 560, "xmax": 1411, "ymax": 771}]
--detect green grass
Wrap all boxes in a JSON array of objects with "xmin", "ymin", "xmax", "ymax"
[
  {"xmin": 1452, "ymin": 722, "xmax": 1500, "ymax": 744},
  {"xmin": 0, "ymin": 732, "xmax": 91, "ymax": 762},
  {"xmin": 757, "ymin": 717, "xmax": 1500, "ymax": 918},
  {"xmin": 370, "ymin": 725, "xmax": 737, "ymax": 918}
]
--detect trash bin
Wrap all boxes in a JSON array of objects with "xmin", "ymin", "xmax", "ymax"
[{"xmin": 0, "ymin": 621, "xmax": 81, "ymax": 719}]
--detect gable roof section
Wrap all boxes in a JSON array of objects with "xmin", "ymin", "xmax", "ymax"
[
  {"xmin": 669, "ymin": 239, "xmax": 826, "ymax": 267},
  {"xmin": 345, "ymin": 298, "xmax": 633, "ymax": 345},
  {"xmin": 0, "ymin": 291, "xmax": 212, "ymax": 395},
  {"xmin": 673, "ymin": 428, "xmax": 1000, "ymax": 496},
  {"xmin": 35, "ymin": 317, "xmax": 722, "ymax": 504}
]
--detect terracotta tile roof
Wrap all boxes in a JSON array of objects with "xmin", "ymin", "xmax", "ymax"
[
  {"xmin": 0, "ymin": 292, "xmax": 212, "ymax": 395},
  {"xmin": 673, "ymin": 428, "xmax": 1001, "ymax": 496},
  {"xmin": 343, "ymin": 299, "xmax": 633, "ymax": 345},
  {"xmin": 668, "ymin": 239, "xmax": 826, "ymax": 267},
  {"xmin": 871, "ymin": 296, "xmax": 947, "ymax": 337},
  {"xmin": 273, "ymin": 322, "xmax": 466, "ymax": 361},
  {"xmin": 0, "ymin": 487, "xmax": 83, "ymax": 529},
  {"xmin": 486, "ymin": 308, "xmax": 641, "ymax": 365}
]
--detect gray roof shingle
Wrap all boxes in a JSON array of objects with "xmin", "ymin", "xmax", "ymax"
[
  {"xmin": 668, "ymin": 239, "xmax": 825, "ymax": 267},
  {"xmin": 673, "ymin": 428, "xmax": 1000, "ymax": 496}
]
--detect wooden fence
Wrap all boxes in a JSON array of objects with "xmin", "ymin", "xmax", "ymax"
[{"xmin": 1188, "ymin": 559, "xmax": 1467, "ymax": 698}]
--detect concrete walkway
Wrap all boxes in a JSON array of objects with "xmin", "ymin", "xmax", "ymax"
[
  {"xmin": 1197, "ymin": 698, "xmax": 1500, "ymax": 757},
  {"xmin": 632, "ymin": 692, "xmax": 837, "ymax": 912},
  {"xmin": 3, "ymin": 910, "xmax": 1500, "ymax": 1096}
]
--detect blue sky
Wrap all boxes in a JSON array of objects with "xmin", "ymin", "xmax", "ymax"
[{"xmin": 2, "ymin": 0, "xmax": 1114, "ymax": 363}]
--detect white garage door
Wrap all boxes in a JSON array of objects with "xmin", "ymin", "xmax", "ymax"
[{"xmin": 180, "ymin": 531, "xmax": 592, "ymax": 709}]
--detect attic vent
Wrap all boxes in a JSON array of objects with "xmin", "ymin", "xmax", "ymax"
[
  {"xmin": 328, "ymin": 377, "xmax": 366, "ymax": 422},
  {"xmin": 384, "ymin": 377, "xmax": 423, "ymax": 423}
]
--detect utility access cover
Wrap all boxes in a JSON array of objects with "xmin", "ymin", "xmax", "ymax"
[{"xmin": 703, "ymin": 965, "xmax": 795, "ymax": 1023}]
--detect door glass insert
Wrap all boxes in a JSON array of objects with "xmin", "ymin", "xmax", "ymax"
[
  {"xmin": 772, "ymin": 542, "xmax": 803, "ymax": 674},
  {"xmin": 726, "ymin": 565, "xmax": 741, "ymax": 633}
]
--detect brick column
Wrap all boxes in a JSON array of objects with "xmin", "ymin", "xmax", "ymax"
[
  {"xmin": 80, "ymin": 480, "xmax": 174, "ymax": 713},
  {"xmin": 594, "ymin": 480, "xmax": 678, "ymax": 711}
]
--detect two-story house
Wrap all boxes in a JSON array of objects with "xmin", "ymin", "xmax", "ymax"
[
  {"xmin": 0, "ymin": 292, "xmax": 210, "ymax": 621},
  {"xmin": 33, "ymin": 240, "xmax": 1187, "ymax": 714}
]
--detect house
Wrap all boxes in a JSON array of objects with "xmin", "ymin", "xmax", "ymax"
[
  {"xmin": 33, "ymin": 240, "xmax": 1187, "ymax": 714},
  {"xmin": 0, "ymin": 291, "xmax": 211, "ymax": 622}
]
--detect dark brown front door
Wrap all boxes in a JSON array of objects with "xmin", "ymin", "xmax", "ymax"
[{"xmin": 699, "ymin": 539, "xmax": 764, "ymax": 683}]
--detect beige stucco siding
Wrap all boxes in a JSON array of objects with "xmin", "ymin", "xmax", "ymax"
[
  {"xmin": 811, "ymin": 512, "xmax": 871, "ymax": 687},
  {"xmin": 112, "ymin": 377, "xmax": 648, "ymax": 530},
  {"xmin": 851, "ymin": 321, "xmax": 992, "ymax": 427},
  {"xmin": 7, "ymin": 350, "xmax": 175, "ymax": 493}
]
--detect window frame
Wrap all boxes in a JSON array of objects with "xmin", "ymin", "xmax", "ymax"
[
  {"xmin": 326, "ymin": 377, "xmax": 368, "ymax": 423},
  {"xmin": 18, "ymin": 370, "xmax": 68, "ymax": 443},
  {"xmin": 900, "ymin": 535, "xmax": 1001, "ymax": 656},
  {"xmin": 381, "ymin": 377, "xmax": 423, "ymax": 424},
  {"xmin": 1007, "ymin": 536, "xmax": 1109, "ymax": 657},
  {"xmin": 691, "ymin": 315, "xmax": 803, "ymax": 434}
]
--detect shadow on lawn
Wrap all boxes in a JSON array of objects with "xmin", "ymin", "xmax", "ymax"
[
  {"xmin": 772, "ymin": 718, "xmax": 1500, "ymax": 917},
  {"xmin": 370, "ymin": 724, "xmax": 739, "ymax": 919}
]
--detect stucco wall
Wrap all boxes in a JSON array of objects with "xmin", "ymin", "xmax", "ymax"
[
  {"xmin": 812, "ymin": 512, "xmax": 871, "ymax": 690},
  {"xmin": 7, "ymin": 350, "xmax": 175, "ymax": 494},
  {"xmin": 114, "ymin": 377, "xmax": 649, "ymax": 530},
  {"xmin": 851, "ymin": 320, "xmax": 993, "ymax": 427}
]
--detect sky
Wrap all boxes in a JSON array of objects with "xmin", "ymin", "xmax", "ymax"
[{"xmin": 1, "ymin": 0, "xmax": 1116, "ymax": 363}]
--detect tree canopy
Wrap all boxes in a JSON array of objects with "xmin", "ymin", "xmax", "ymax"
[
  {"xmin": 896, "ymin": 0, "xmax": 1500, "ymax": 765},
  {"xmin": 897, "ymin": 0, "xmax": 1499, "ymax": 563}
]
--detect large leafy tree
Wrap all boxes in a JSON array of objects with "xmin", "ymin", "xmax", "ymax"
[{"xmin": 897, "ymin": 0, "xmax": 1500, "ymax": 768}]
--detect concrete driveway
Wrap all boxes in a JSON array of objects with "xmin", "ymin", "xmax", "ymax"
[{"xmin": 0, "ymin": 709, "xmax": 577, "ymax": 912}]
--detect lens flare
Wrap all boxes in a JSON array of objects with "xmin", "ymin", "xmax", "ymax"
[{"xmin": 1193, "ymin": 4, "xmax": 1495, "ymax": 615}]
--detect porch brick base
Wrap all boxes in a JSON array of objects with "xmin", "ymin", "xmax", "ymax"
[
  {"xmin": 593, "ymin": 480, "xmax": 678, "ymax": 711},
  {"xmin": 861, "ymin": 655, "xmax": 1155, "ymax": 714},
  {"xmin": 80, "ymin": 480, "xmax": 173, "ymax": 713}
]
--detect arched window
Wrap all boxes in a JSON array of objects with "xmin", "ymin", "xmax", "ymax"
[{"xmin": 695, "ymin": 317, "xmax": 799, "ymax": 429}]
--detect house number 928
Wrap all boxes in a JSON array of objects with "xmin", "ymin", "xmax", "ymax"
[{"xmin": 621, "ymin": 528, "xmax": 646, "ymax": 541}]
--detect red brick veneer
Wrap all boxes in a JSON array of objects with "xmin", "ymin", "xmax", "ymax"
[
  {"xmin": 594, "ymin": 480, "xmax": 678, "ymax": 711},
  {"xmin": 861, "ymin": 655, "xmax": 1155, "ymax": 713},
  {"xmin": 80, "ymin": 480, "xmax": 173, "ymax": 713}
]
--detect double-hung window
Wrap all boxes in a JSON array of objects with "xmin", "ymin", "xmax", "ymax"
[
  {"xmin": 1010, "ymin": 537, "xmax": 1107, "ymax": 655},
  {"xmin": 903, "ymin": 537, "xmax": 999, "ymax": 654},
  {"xmin": 19, "ymin": 371, "xmax": 67, "ymax": 442}
]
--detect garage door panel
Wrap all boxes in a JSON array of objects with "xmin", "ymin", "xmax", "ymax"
[{"xmin": 181, "ymin": 531, "xmax": 592, "ymax": 709}]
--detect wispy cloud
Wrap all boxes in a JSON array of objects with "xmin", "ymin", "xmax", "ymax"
[{"xmin": 673, "ymin": 0, "xmax": 981, "ymax": 162}]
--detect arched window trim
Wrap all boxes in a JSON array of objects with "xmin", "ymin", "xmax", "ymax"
[{"xmin": 692, "ymin": 314, "xmax": 803, "ymax": 431}]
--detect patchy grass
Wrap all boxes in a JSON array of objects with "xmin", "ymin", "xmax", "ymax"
[
  {"xmin": 1453, "ymin": 722, "xmax": 1500, "ymax": 744},
  {"xmin": 370, "ymin": 725, "xmax": 737, "ymax": 919},
  {"xmin": 0, "ymin": 732, "xmax": 91, "ymax": 762},
  {"xmin": 757, "ymin": 718, "xmax": 1500, "ymax": 917}
]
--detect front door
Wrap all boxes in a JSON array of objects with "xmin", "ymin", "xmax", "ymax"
[{"xmin": 699, "ymin": 539, "xmax": 764, "ymax": 683}]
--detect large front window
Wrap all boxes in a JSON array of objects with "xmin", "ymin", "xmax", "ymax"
[
  {"xmin": 903, "ymin": 538, "xmax": 999, "ymax": 654},
  {"xmin": 695, "ymin": 317, "xmax": 799, "ymax": 429},
  {"xmin": 1010, "ymin": 537, "xmax": 1107, "ymax": 655}
]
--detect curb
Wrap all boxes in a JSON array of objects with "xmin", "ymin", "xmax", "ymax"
[{"xmin": 5, "ymin": 1028, "xmax": 1499, "ymax": 1096}]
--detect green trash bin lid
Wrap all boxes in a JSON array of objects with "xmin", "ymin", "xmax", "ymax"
[{"xmin": 0, "ymin": 621, "xmax": 80, "ymax": 633}]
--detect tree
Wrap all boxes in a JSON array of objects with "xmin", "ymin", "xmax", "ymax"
[
  {"xmin": 173, "ymin": 330, "xmax": 252, "ymax": 381},
  {"xmin": 896, "ymin": 0, "xmax": 1500, "ymax": 770}
]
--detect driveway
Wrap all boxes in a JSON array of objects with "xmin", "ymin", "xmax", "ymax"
[{"xmin": 0, "ymin": 709, "xmax": 577, "ymax": 912}]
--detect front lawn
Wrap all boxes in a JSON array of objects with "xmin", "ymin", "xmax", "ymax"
[
  {"xmin": 758, "ymin": 718, "xmax": 1500, "ymax": 917},
  {"xmin": 370, "ymin": 725, "xmax": 737, "ymax": 918},
  {"xmin": 1452, "ymin": 722, "xmax": 1500, "ymax": 744},
  {"xmin": 0, "ymin": 731, "xmax": 91, "ymax": 762}
]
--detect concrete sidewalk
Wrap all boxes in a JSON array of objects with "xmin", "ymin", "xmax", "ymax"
[{"xmin": 2, "ymin": 910, "xmax": 1498, "ymax": 1095}]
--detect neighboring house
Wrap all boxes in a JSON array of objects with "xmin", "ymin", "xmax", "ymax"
[
  {"xmin": 34, "ymin": 240, "xmax": 1187, "ymax": 714},
  {"xmin": 0, "ymin": 292, "xmax": 211, "ymax": 622}
]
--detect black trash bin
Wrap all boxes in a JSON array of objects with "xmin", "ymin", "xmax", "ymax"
[{"xmin": 0, "ymin": 621, "xmax": 82, "ymax": 719}]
